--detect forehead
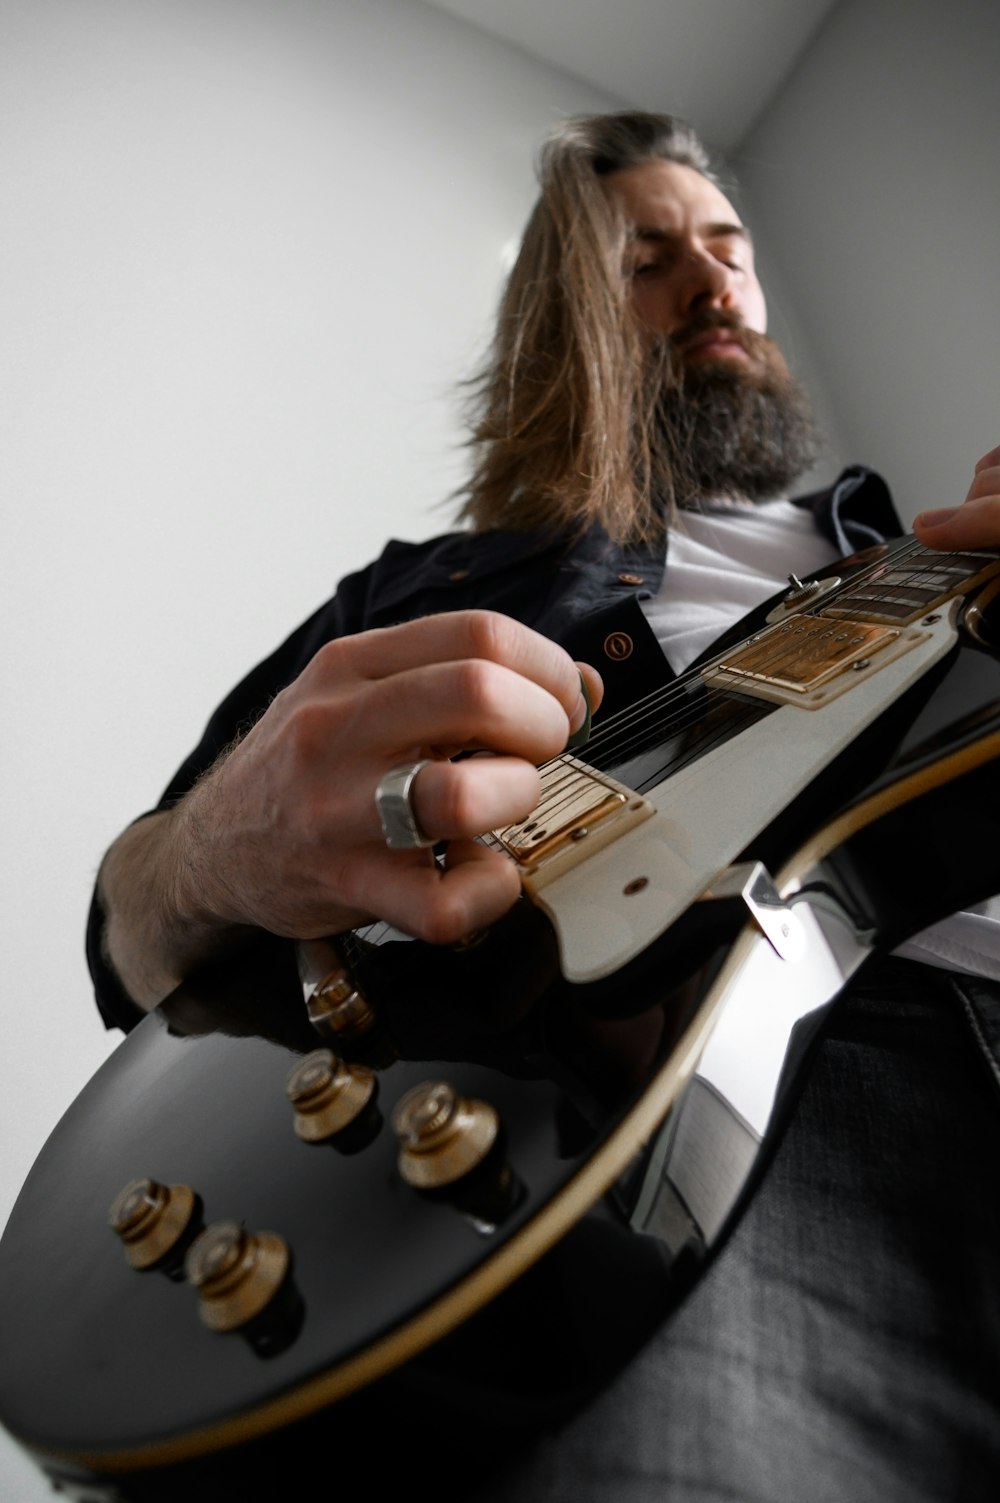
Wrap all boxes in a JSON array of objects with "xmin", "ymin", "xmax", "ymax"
[{"xmin": 606, "ymin": 159, "xmax": 745, "ymax": 237}]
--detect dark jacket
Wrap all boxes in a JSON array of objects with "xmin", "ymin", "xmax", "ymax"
[{"xmin": 88, "ymin": 466, "xmax": 902, "ymax": 1031}]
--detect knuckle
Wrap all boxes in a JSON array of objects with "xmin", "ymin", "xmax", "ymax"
[
  {"xmin": 434, "ymin": 766, "xmax": 480, "ymax": 835},
  {"xmin": 416, "ymin": 908, "xmax": 465, "ymax": 948},
  {"xmin": 453, "ymin": 657, "xmax": 505, "ymax": 719},
  {"xmin": 307, "ymin": 636, "xmax": 355, "ymax": 684},
  {"xmin": 462, "ymin": 609, "xmax": 520, "ymax": 665},
  {"xmin": 410, "ymin": 887, "xmax": 470, "ymax": 947},
  {"xmin": 282, "ymin": 699, "xmax": 333, "ymax": 765}
]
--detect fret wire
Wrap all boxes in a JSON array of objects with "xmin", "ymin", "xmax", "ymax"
[
  {"xmin": 567, "ymin": 539, "xmax": 991, "ymax": 764},
  {"xmin": 579, "ymin": 537, "xmax": 922, "ymax": 751},
  {"xmin": 493, "ymin": 539, "xmax": 1000, "ymax": 850}
]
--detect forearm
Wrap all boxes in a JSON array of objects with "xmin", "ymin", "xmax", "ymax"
[
  {"xmin": 97, "ymin": 797, "xmax": 255, "ymax": 1013},
  {"xmin": 93, "ymin": 613, "xmax": 598, "ymax": 1017}
]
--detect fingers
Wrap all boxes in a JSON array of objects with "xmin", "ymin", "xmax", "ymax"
[
  {"xmin": 361, "ymin": 659, "xmax": 576, "ymax": 763},
  {"xmin": 914, "ymin": 445, "xmax": 1000, "ymax": 551},
  {"xmin": 406, "ymin": 756, "xmax": 540, "ymax": 843},
  {"xmin": 321, "ymin": 611, "xmax": 587, "ymax": 728},
  {"xmin": 293, "ymin": 615, "xmax": 603, "ymax": 770},
  {"xmin": 181, "ymin": 609, "xmax": 603, "ymax": 951},
  {"xmin": 349, "ymin": 840, "xmax": 523, "ymax": 947},
  {"xmin": 914, "ymin": 499, "xmax": 1000, "ymax": 551},
  {"xmin": 973, "ymin": 443, "xmax": 1000, "ymax": 477}
]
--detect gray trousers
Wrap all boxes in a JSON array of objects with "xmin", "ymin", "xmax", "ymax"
[{"xmin": 475, "ymin": 959, "xmax": 1000, "ymax": 1501}]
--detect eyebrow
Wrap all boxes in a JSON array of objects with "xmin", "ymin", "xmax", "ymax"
[{"xmin": 631, "ymin": 221, "xmax": 753, "ymax": 247}]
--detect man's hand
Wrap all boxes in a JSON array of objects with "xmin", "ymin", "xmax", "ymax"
[
  {"xmin": 99, "ymin": 611, "xmax": 602, "ymax": 1010},
  {"xmin": 914, "ymin": 444, "xmax": 1000, "ymax": 550}
]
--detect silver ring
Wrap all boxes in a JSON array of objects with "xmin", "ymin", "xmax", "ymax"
[{"xmin": 375, "ymin": 760, "xmax": 434, "ymax": 849}]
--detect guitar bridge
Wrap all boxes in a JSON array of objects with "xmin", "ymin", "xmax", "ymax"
[{"xmin": 492, "ymin": 756, "xmax": 654, "ymax": 888}]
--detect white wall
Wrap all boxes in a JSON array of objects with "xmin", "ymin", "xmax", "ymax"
[
  {"xmin": 0, "ymin": 2, "xmax": 619, "ymax": 1495},
  {"xmin": 735, "ymin": 0, "xmax": 1000, "ymax": 522},
  {"xmin": 5, "ymin": 0, "xmax": 999, "ymax": 1493}
]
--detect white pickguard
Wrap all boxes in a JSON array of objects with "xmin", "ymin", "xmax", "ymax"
[{"xmin": 533, "ymin": 608, "xmax": 959, "ymax": 983}]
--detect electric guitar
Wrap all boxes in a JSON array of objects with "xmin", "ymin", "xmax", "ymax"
[{"xmin": 4, "ymin": 536, "xmax": 1000, "ymax": 1501}]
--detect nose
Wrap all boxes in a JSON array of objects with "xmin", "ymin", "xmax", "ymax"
[{"xmin": 680, "ymin": 249, "xmax": 733, "ymax": 315}]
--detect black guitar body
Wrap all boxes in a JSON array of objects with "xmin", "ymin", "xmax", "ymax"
[
  {"xmin": 4, "ymin": 539, "xmax": 1000, "ymax": 1500},
  {"xmin": 0, "ymin": 947, "xmax": 686, "ymax": 1501}
]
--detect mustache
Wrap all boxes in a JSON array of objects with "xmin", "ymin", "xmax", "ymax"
[{"xmin": 669, "ymin": 310, "xmax": 765, "ymax": 358}]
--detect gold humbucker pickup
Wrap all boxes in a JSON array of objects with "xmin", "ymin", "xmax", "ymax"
[
  {"xmin": 706, "ymin": 614, "xmax": 901, "ymax": 698},
  {"xmin": 705, "ymin": 546, "xmax": 1000, "ymax": 709},
  {"xmin": 492, "ymin": 755, "xmax": 654, "ymax": 886}
]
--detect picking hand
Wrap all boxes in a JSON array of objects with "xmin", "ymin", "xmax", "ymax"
[{"xmin": 100, "ymin": 610, "xmax": 602, "ymax": 1008}]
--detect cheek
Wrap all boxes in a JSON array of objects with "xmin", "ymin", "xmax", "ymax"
[
  {"xmin": 629, "ymin": 282, "xmax": 680, "ymax": 338},
  {"xmin": 743, "ymin": 278, "xmax": 768, "ymax": 334}
]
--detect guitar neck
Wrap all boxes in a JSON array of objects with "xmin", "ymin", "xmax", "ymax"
[{"xmin": 821, "ymin": 537, "xmax": 1000, "ymax": 625}]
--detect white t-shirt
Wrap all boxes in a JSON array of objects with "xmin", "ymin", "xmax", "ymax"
[
  {"xmin": 641, "ymin": 499, "xmax": 838, "ymax": 674},
  {"xmin": 639, "ymin": 497, "xmax": 1000, "ymax": 981}
]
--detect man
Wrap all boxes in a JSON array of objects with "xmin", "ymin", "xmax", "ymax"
[{"xmin": 90, "ymin": 114, "xmax": 1000, "ymax": 1497}]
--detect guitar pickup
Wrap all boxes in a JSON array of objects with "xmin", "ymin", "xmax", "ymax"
[
  {"xmin": 702, "ymin": 611, "xmax": 923, "ymax": 708},
  {"xmin": 491, "ymin": 756, "xmax": 655, "ymax": 889}
]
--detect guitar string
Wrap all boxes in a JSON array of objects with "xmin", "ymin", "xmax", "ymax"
[
  {"xmin": 353, "ymin": 541, "xmax": 995, "ymax": 936},
  {"xmin": 522, "ymin": 539, "xmax": 928, "ymax": 789},
  {"xmin": 550, "ymin": 535, "xmax": 996, "ymax": 769},
  {"xmin": 499, "ymin": 541, "xmax": 929, "ymax": 830},
  {"xmin": 514, "ymin": 694, "xmax": 766, "ymax": 838},
  {"xmin": 497, "ymin": 539, "xmax": 999, "ymax": 835},
  {"xmin": 573, "ymin": 537, "xmax": 927, "ymax": 749}
]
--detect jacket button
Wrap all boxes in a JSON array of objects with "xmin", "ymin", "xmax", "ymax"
[
  {"xmin": 604, "ymin": 632, "xmax": 634, "ymax": 661},
  {"xmin": 449, "ymin": 569, "xmax": 470, "ymax": 582},
  {"xmin": 617, "ymin": 572, "xmax": 644, "ymax": 586}
]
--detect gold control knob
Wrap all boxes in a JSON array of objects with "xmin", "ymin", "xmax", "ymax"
[
  {"xmin": 306, "ymin": 966, "xmax": 377, "ymax": 1042},
  {"xmin": 392, "ymin": 1080, "xmax": 498, "ymax": 1190},
  {"xmin": 286, "ymin": 1049, "xmax": 377, "ymax": 1141},
  {"xmin": 184, "ymin": 1221, "xmax": 289, "ymax": 1332},
  {"xmin": 109, "ymin": 1178, "xmax": 198, "ymax": 1270}
]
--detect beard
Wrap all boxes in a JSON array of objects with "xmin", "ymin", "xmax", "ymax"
[{"xmin": 647, "ymin": 312, "xmax": 821, "ymax": 510}]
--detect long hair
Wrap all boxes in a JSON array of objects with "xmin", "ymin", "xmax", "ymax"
[{"xmin": 459, "ymin": 112, "xmax": 722, "ymax": 543}]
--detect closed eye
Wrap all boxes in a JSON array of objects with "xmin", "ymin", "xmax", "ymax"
[{"xmin": 710, "ymin": 234, "xmax": 751, "ymax": 274}]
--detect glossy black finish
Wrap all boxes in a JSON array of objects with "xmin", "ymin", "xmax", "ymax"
[
  {"xmin": 0, "ymin": 920, "xmax": 706, "ymax": 1462},
  {"xmin": 4, "ymin": 539, "xmax": 1000, "ymax": 1497}
]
